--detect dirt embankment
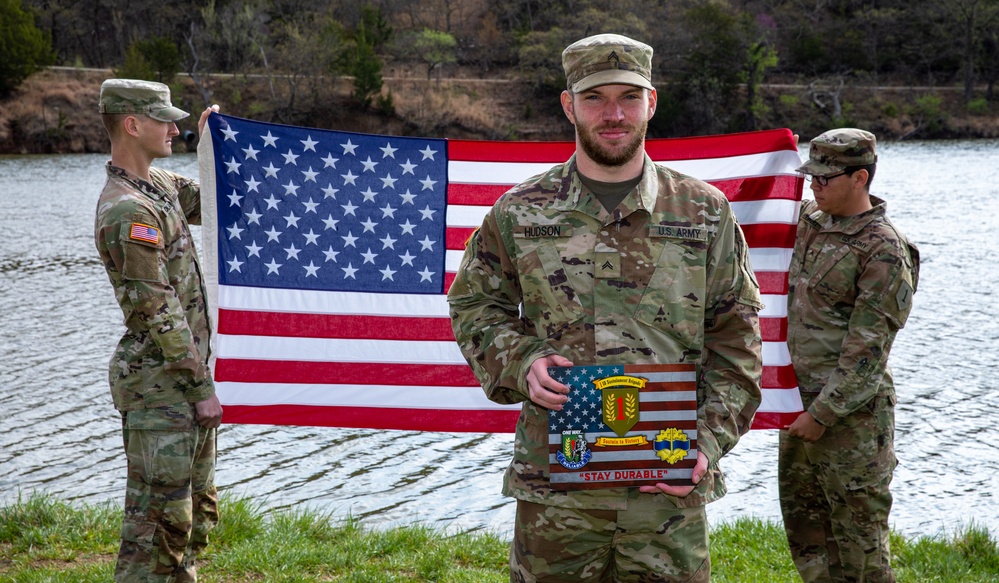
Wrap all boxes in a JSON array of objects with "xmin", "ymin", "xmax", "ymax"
[
  {"xmin": 1, "ymin": 69, "xmax": 113, "ymax": 154},
  {"xmin": 0, "ymin": 67, "xmax": 564, "ymax": 155},
  {"xmin": 2, "ymin": 67, "xmax": 997, "ymax": 156}
]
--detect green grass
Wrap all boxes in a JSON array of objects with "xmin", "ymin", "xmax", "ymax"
[{"xmin": 2, "ymin": 493, "xmax": 997, "ymax": 582}]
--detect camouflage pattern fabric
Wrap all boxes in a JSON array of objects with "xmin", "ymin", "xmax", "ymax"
[
  {"xmin": 780, "ymin": 196, "xmax": 919, "ymax": 583},
  {"xmin": 786, "ymin": 197, "xmax": 918, "ymax": 424},
  {"xmin": 562, "ymin": 34, "xmax": 654, "ymax": 93},
  {"xmin": 448, "ymin": 154, "xmax": 763, "ymax": 580},
  {"xmin": 796, "ymin": 128, "xmax": 878, "ymax": 177},
  {"xmin": 779, "ymin": 393, "xmax": 895, "ymax": 583},
  {"xmin": 95, "ymin": 163, "xmax": 219, "ymax": 581},
  {"xmin": 99, "ymin": 79, "xmax": 190, "ymax": 122},
  {"xmin": 95, "ymin": 163, "xmax": 215, "ymax": 411},
  {"xmin": 511, "ymin": 494, "xmax": 709, "ymax": 582},
  {"xmin": 118, "ymin": 408, "xmax": 218, "ymax": 583}
]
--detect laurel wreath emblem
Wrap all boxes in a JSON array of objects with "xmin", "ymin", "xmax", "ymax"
[{"xmin": 625, "ymin": 393, "xmax": 637, "ymax": 417}]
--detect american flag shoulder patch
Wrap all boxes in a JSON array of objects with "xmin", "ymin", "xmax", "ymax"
[{"xmin": 129, "ymin": 223, "xmax": 160, "ymax": 245}]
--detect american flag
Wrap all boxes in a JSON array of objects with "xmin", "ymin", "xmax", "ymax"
[
  {"xmin": 130, "ymin": 223, "xmax": 160, "ymax": 244},
  {"xmin": 547, "ymin": 364, "xmax": 698, "ymax": 489},
  {"xmin": 198, "ymin": 113, "xmax": 803, "ymax": 433}
]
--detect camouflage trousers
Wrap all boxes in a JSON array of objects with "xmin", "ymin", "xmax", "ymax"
[
  {"xmin": 778, "ymin": 392, "xmax": 896, "ymax": 583},
  {"xmin": 116, "ymin": 409, "xmax": 219, "ymax": 583},
  {"xmin": 510, "ymin": 493, "xmax": 709, "ymax": 583}
]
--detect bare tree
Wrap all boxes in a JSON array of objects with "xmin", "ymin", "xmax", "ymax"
[
  {"xmin": 945, "ymin": 0, "xmax": 999, "ymax": 101},
  {"xmin": 809, "ymin": 78, "xmax": 845, "ymax": 120},
  {"xmin": 185, "ymin": 22, "xmax": 211, "ymax": 106},
  {"xmin": 266, "ymin": 11, "xmax": 348, "ymax": 122}
]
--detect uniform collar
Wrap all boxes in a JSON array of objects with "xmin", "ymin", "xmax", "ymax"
[
  {"xmin": 105, "ymin": 162, "xmax": 170, "ymax": 202},
  {"xmin": 554, "ymin": 153, "xmax": 660, "ymax": 222},
  {"xmin": 805, "ymin": 195, "xmax": 888, "ymax": 236}
]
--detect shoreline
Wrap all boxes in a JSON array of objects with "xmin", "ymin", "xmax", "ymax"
[{"xmin": 2, "ymin": 67, "xmax": 998, "ymax": 156}]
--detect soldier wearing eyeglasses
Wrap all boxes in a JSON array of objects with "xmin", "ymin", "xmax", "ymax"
[{"xmin": 780, "ymin": 128, "xmax": 920, "ymax": 583}]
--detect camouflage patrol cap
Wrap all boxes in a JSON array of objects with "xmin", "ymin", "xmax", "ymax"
[
  {"xmin": 99, "ymin": 79, "xmax": 189, "ymax": 122},
  {"xmin": 796, "ymin": 128, "xmax": 878, "ymax": 176},
  {"xmin": 562, "ymin": 34, "xmax": 654, "ymax": 93}
]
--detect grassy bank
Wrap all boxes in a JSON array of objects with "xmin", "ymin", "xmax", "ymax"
[{"xmin": 1, "ymin": 493, "xmax": 997, "ymax": 582}]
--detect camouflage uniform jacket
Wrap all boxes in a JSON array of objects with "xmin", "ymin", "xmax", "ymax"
[
  {"xmin": 448, "ymin": 154, "xmax": 763, "ymax": 510},
  {"xmin": 95, "ymin": 163, "xmax": 215, "ymax": 417},
  {"xmin": 787, "ymin": 197, "xmax": 919, "ymax": 427}
]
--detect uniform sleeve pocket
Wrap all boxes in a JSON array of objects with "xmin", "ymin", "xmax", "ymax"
[
  {"xmin": 123, "ymin": 242, "xmax": 164, "ymax": 282},
  {"xmin": 119, "ymin": 223, "xmax": 165, "ymax": 282},
  {"xmin": 877, "ymin": 267, "xmax": 915, "ymax": 330}
]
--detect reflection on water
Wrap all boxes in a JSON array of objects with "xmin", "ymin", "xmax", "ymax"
[{"xmin": 1, "ymin": 140, "xmax": 997, "ymax": 538}]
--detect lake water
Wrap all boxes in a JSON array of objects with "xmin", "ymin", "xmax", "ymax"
[{"xmin": 1, "ymin": 139, "xmax": 997, "ymax": 540}]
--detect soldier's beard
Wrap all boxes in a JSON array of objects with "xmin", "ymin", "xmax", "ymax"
[{"xmin": 577, "ymin": 119, "xmax": 647, "ymax": 168}]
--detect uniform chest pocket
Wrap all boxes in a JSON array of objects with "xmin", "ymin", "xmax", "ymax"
[
  {"xmin": 633, "ymin": 239, "xmax": 706, "ymax": 349},
  {"xmin": 807, "ymin": 246, "xmax": 859, "ymax": 305},
  {"xmin": 516, "ymin": 240, "xmax": 585, "ymax": 339}
]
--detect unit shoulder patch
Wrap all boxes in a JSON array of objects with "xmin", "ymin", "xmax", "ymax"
[{"xmin": 896, "ymin": 279, "xmax": 913, "ymax": 311}]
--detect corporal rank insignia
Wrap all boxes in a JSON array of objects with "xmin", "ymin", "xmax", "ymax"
[{"xmin": 547, "ymin": 363, "xmax": 698, "ymax": 490}]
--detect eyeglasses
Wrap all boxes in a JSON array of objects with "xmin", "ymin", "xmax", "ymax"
[{"xmin": 805, "ymin": 172, "xmax": 846, "ymax": 186}]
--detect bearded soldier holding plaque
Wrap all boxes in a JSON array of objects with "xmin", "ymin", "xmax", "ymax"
[{"xmin": 448, "ymin": 33, "xmax": 763, "ymax": 583}]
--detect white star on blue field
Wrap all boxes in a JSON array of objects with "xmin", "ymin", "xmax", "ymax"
[{"xmin": 547, "ymin": 365, "xmax": 626, "ymax": 432}]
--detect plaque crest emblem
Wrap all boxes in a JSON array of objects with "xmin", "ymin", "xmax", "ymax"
[
  {"xmin": 593, "ymin": 375, "xmax": 646, "ymax": 436},
  {"xmin": 556, "ymin": 429, "xmax": 591, "ymax": 470},
  {"xmin": 654, "ymin": 428, "xmax": 690, "ymax": 464}
]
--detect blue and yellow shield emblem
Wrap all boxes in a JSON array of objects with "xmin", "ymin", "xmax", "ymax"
[{"xmin": 653, "ymin": 428, "xmax": 691, "ymax": 464}]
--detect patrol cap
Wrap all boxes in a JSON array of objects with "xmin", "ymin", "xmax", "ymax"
[
  {"xmin": 562, "ymin": 34, "xmax": 654, "ymax": 93},
  {"xmin": 796, "ymin": 128, "xmax": 877, "ymax": 176},
  {"xmin": 99, "ymin": 79, "xmax": 189, "ymax": 122}
]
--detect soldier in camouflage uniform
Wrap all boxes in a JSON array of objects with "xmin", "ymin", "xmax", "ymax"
[
  {"xmin": 780, "ymin": 129, "xmax": 919, "ymax": 583},
  {"xmin": 94, "ymin": 79, "xmax": 222, "ymax": 583},
  {"xmin": 448, "ymin": 34, "xmax": 763, "ymax": 582}
]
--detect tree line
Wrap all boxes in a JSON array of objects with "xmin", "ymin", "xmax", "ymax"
[{"xmin": 4, "ymin": 0, "xmax": 998, "ymax": 137}]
